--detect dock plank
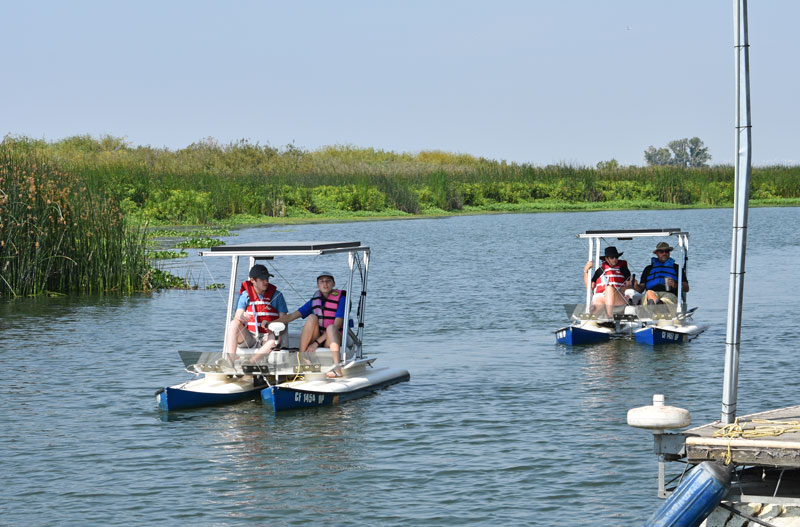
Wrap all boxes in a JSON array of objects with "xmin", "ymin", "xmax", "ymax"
[{"xmin": 684, "ymin": 405, "xmax": 800, "ymax": 467}]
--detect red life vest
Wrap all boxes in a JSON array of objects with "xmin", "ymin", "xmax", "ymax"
[
  {"xmin": 593, "ymin": 260, "xmax": 629, "ymax": 294},
  {"xmin": 311, "ymin": 289, "xmax": 342, "ymax": 330},
  {"xmin": 240, "ymin": 280, "xmax": 279, "ymax": 334}
]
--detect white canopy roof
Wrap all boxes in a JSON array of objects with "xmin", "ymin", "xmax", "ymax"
[
  {"xmin": 199, "ymin": 241, "xmax": 367, "ymax": 257},
  {"xmin": 578, "ymin": 229, "xmax": 687, "ymax": 240}
]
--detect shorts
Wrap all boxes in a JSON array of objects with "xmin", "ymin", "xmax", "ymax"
[
  {"xmin": 240, "ymin": 330, "xmax": 275, "ymax": 349},
  {"xmin": 653, "ymin": 291, "xmax": 678, "ymax": 304}
]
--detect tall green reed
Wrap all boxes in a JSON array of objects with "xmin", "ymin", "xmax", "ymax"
[{"xmin": 0, "ymin": 140, "xmax": 150, "ymax": 297}]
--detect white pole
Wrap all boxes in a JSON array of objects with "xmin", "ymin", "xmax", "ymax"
[
  {"xmin": 676, "ymin": 236, "xmax": 684, "ymax": 314},
  {"xmin": 358, "ymin": 249, "xmax": 370, "ymax": 359},
  {"xmin": 584, "ymin": 237, "xmax": 593, "ymax": 313},
  {"xmin": 223, "ymin": 255, "xmax": 239, "ymax": 353},
  {"xmin": 340, "ymin": 251, "xmax": 355, "ymax": 361},
  {"xmin": 721, "ymin": 0, "xmax": 752, "ymax": 424}
]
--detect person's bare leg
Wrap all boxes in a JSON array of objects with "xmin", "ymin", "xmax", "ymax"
[
  {"xmin": 226, "ymin": 319, "xmax": 248, "ymax": 362},
  {"xmin": 645, "ymin": 290, "xmax": 659, "ymax": 305},
  {"xmin": 325, "ymin": 325, "xmax": 343, "ymax": 378},
  {"xmin": 299, "ymin": 315, "xmax": 320, "ymax": 352},
  {"xmin": 250, "ymin": 334, "xmax": 278, "ymax": 364},
  {"xmin": 590, "ymin": 296, "xmax": 604, "ymax": 316},
  {"xmin": 605, "ymin": 287, "xmax": 627, "ymax": 317}
]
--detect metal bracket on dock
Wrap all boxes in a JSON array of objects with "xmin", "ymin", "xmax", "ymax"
[
  {"xmin": 654, "ymin": 433, "xmax": 687, "ymax": 458},
  {"xmin": 653, "ymin": 433, "xmax": 688, "ymax": 498}
]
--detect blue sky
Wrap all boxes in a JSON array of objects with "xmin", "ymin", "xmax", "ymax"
[{"xmin": 3, "ymin": 1, "xmax": 798, "ymax": 166}]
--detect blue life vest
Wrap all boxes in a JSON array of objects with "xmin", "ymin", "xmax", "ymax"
[{"xmin": 644, "ymin": 257, "xmax": 678, "ymax": 290}]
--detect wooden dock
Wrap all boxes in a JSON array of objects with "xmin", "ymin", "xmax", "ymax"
[{"xmin": 685, "ymin": 405, "xmax": 800, "ymax": 467}]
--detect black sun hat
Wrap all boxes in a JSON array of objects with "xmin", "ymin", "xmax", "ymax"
[
  {"xmin": 249, "ymin": 264, "xmax": 274, "ymax": 280},
  {"xmin": 604, "ymin": 246, "xmax": 623, "ymax": 259}
]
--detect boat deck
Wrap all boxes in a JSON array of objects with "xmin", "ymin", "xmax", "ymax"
[{"xmin": 685, "ymin": 405, "xmax": 800, "ymax": 467}]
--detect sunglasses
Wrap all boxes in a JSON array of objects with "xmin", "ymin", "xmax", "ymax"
[{"xmin": 656, "ymin": 250, "xmax": 671, "ymax": 254}]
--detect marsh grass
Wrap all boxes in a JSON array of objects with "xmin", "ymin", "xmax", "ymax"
[
  {"xmin": 5, "ymin": 135, "xmax": 800, "ymax": 228},
  {"xmin": 0, "ymin": 140, "xmax": 151, "ymax": 297}
]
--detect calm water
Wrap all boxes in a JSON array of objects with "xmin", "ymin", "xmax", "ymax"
[{"xmin": 2, "ymin": 207, "xmax": 799, "ymax": 526}]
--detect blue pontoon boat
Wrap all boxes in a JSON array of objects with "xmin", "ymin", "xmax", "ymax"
[
  {"xmin": 157, "ymin": 241, "xmax": 409, "ymax": 411},
  {"xmin": 555, "ymin": 228, "xmax": 706, "ymax": 346}
]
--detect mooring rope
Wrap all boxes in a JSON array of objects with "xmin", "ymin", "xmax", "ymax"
[
  {"xmin": 713, "ymin": 417, "xmax": 800, "ymax": 465},
  {"xmin": 714, "ymin": 418, "xmax": 800, "ymax": 439}
]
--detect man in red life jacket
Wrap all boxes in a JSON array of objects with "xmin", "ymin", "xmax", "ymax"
[
  {"xmin": 225, "ymin": 264, "xmax": 288, "ymax": 363},
  {"xmin": 584, "ymin": 246, "xmax": 633, "ymax": 318},
  {"xmin": 280, "ymin": 271, "xmax": 347, "ymax": 378}
]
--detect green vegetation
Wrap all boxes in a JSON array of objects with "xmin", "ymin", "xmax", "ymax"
[
  {"xmin": 2, "ymin": 134, "xmax": 799, "ymax": 296},
  {"xmin": 148, "ymin": 268, "xmax": 192, "ymax": 289},
  {"xmin": 175, "ymin": 236, "xmax": 223, "ymax": 249},
  {"xmin": 3, "ymin": 135, "xmax": 797, "ymax": 228},
  {"xmin": 0, "ymin": 141, "xmax": 151, "ymax": 297},
  {"xmin": 149, "ymin": 227, "xmax": 231, "ymax": 237},
  {"xmin": 147, "ymin": 250, "xmax": 188, "ymax": 259}
]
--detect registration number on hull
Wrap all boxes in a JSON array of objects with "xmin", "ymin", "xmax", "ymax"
[
  {"xmin": 659, "ymin": 331, "xmax": 681, "ymax": 342},
  {"xmin": 294, "ymin": 392, "xmax": 325, "ymax": 404}
]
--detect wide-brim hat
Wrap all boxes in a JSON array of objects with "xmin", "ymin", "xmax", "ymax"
[
  {"xmin": 603, "ymin": 246, "xmax": 623, "ymax": 259},
  {"xmin": 317, "ymin": 271, "xmax": 335, "ymax": 281},
  {"xmin": 249, "ymin": 264, "xmax": 274, "ymax": 279},
  {"xmin": 653, "ymin": 242, "xmax": 675, "ymax": 253}
]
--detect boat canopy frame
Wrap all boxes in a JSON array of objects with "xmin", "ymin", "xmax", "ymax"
[
  {"xmin": 199, "ymin": 241, "xmax": 371, "ymax": 364},
  {"xmin": 578, "ymin": 228, "xmax": 690, "ymax": 314}
]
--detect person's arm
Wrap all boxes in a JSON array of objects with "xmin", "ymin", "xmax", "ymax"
[
  {"xmin": 583, "ymin": 261, "xmax": 594, "ymax": 288},
  {"xmin": 634, "ymin": 268, "xmax": 647, "ymax": 293},
  {"xmin": 622, "ymin": 264, "xmax": 632, "ymax": 287},
  {"xmin": 275, "ymin": 311, "xmax": 302, "ymax": 324},
  {"xmin": 232, "ymin": 292, "xmax": 250, "ymax": 324},
  {"xmin": 233, "ymin": 308, "xmax": 249, "ymax": 324}
]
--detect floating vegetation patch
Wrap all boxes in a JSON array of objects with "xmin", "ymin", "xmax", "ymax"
[
  {"xmin": 147, "ymin": 250, "xmax": 188, "ymax": 259},
  {"xmin": 148, "ymin": 227, "xmax": 231, "ymax": 238},
  {"xmin": 206, "ymin": 283, "xmax": 225, "ymax": 290},
  {"xmin": 147, "ymin": 268, "xmax": 194, "ymax": 289},
  {"xmin": 175, "ymin": 237, "xmax": 224, "ymax": 249}
]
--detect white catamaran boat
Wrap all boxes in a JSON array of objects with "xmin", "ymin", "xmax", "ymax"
[
  {"xmin": 156, "ymin": 241, "xmax": 410, "ymax": 412},
  {"xmin": 555, "ymin": 228, "xmax": 707, "ymax": 346}
]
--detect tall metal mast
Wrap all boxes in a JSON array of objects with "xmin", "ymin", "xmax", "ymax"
[{"xmin": 721, "ymin": 0, "xmax": 753, "ymax": 424}]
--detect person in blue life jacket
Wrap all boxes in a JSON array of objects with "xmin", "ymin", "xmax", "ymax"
[
  {"xmin": 633, "ymin": 241, "xmax": 689, "ymax": 304},
  {"xmin": 584, "ymin": 246, "xmax": 634, "ymax": 317},
  {"xmin": 225, "ymin": 264, "xmax": 288, "ymax": 363},
  {"xmin": 279, "ymin": 272, "xmax": 347, "ymax": 378}
]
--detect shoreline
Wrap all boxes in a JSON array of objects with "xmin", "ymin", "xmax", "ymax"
[{"xmin": 146, "ymin": 198, "xmax": 800, "ymax": 230}]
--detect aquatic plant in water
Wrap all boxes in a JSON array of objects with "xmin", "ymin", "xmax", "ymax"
[{"xmin": 175, "ymin": 236, "xmax": 224, "ymax": 249}]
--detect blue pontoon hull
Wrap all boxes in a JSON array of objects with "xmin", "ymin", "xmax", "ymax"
[
  {"xmin": 633, "ymin": 326, "xmax": 686, "ymax": 345},
  {"xmin": 157, "ymin": 384, "xmax": 264, "ymax": 411},
  {"xmin": 555, "ymin": 326, "xmax": 612, "ymax": 346},
  {"xmin": 262, "ymin": 368, "xmax": 410, "ymax": 412}
]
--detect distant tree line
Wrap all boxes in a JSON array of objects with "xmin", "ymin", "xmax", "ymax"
[{"xmin": 644, "ymin": 137, "xmax": 711, "ymax": 168}]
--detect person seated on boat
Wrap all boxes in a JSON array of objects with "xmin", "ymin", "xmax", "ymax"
[
  {"xmin": 278, "ymin": 271, "xmax": 346, "ymax": 378},
  {"xmin": 634, "ymin": 242, "xmax": 689, "ymax": 305},
  {"xmin": 584, "ymin": 246, "xmax": 633, "ymax": 317},
  {"xmin": 225, "ymin": 264, "xmax": 288, "ymax": 364}
]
